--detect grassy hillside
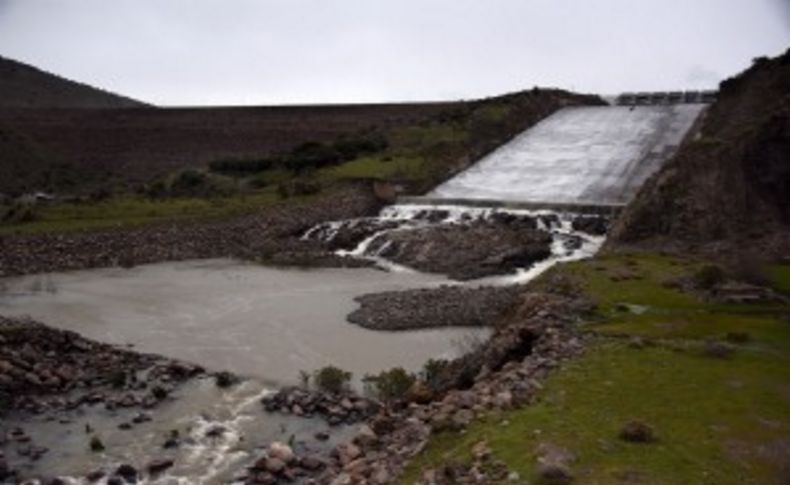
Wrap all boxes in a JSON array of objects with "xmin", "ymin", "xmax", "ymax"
[
  {"xmin": 0, "ymin": 89, "xmax": 600, "ymax": 234},
  {"xmin": 0, "ymin": 55, "xmax": 147, "ymax": 108},
  {"xmin": 404, "ymin": 254, "xmax": 790, "ymax": 484}
]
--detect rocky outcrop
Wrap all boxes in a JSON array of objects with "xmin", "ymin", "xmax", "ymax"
[
  {"xmin": 0, "ymin": 184, "xmax": 382, "ymax": 277},
  {"xmin": 608, "ymin": 49, "xmax": 790, "ymax": 259},
  {"xmin": 0, "ymin": 316, "xmax": 204, "ymax": 415},
  {"xmin": 348, "ymin": 284, "xmax": 523, "ymax": 330},
  {"xmin": 367, "ymin": 220, "xmax": 552, "ymax": 280}
]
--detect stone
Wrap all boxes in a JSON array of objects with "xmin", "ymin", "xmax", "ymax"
[
  {"xmin": 262, "ymin": 457, "xmax": 286, "ymax": 474},
  {"xmin": 89, "ymin": 436, "xmax": 105, "ymax": 452},
  {"xmin": 336, "ymin": 443, "xmax": 362, "ymax": 465},
  {"xmin": 353, "ymin": 425, "xmax": 378, "ymax": 448},
  {"xmin": 268, "ymin": 441, "xmax": 295, "ymax": 463},
  {"xmin": 300, "ymin": 455, "xmax": 326, "ymax": 471},
  {"xmin": 536, "ymin": 442, "xmax": 575, "ymax": 483},
  {"xmin": 494, "ymin": 390, "xmax": 513, "ymax": 409},
  {"xmin": 537, "ymin": 462, "xmax": 573, "ymax": 482},
  {"xmin": 452, "ymin": 409, "xmax": 474, "ymax": 428},
  {"xmin": 472, "ymin": 441, "xmax": 492, "ymax": 461},
  {"xmin": 85, "ymin": 470, "xmax": 105, "ymax": 482},
  {"xmin": 619, "ymin": 420, "xmax": 656, "ymax": 443},
  {"xmin": 330, "ymin": 472, "xmax": 352, "ymax": 485},
  {"xmin": 371, "ymin": 467, "xmax": 391, "ymax": 484},
  {"xmin": 147, "ymin": 458, "xmax": 174, "ymax": 475},
  {"xmin": 314, "ymin": 431, "xmax": 330, "ymax": 441},
  {"xmin": 114, "ymin": 464, "xmax": 138, "ymax": 482}
]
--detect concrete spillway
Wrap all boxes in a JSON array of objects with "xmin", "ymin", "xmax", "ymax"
[{"xmin": 427, "ymin": 104, "xmax": 705, "ymax": 208}]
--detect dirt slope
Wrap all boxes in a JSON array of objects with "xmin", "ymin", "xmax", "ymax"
[
  {"xmin": 607, "ymin": 48, "xmax": 790, "ymax": 259},
  {"xmin": 0, "ymin": 55, "xmax": 147, "ymax": 108}
]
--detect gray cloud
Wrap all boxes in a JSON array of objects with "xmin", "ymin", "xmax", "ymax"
[{"xmin": 0, "ymin": 0, "xmax": 788, "ymax": 105}]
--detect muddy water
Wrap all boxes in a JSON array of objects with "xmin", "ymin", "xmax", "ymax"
[
  {"xmin": 0, "ymin": 260, "xmax": 488, "ymax": 482},
  {"xmin": 0, "ymin": 259, "xmax": 488, "ymax": 384}
]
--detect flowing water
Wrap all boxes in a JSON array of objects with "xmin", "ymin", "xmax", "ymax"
[
  {"xmin": 0, "ymin": 259, "xmax": 490, "ymax": 483},
  {"xmin": 0, "ymin": 260, "xmax": 487, "ymax": 384}
]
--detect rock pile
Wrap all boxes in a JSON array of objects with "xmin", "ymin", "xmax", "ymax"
[
  {"xmin": 261, "ymin": 387, "xmax": 381, "ymax": 426},
  {"xmin": 0, "ymin": 316, "xmax": 204, "ymax": 415},
  {"xmin": 348, "ymin": 284, "xmax": 523, "ymax": 330},
  {"xmin": 366, "ymin": 220, "xmax": 553, "ymax": 280}
]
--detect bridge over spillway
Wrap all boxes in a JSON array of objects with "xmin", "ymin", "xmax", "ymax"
[{"xmin": 400, "ymin": 101, "xmax": 708, "ymax": 214}]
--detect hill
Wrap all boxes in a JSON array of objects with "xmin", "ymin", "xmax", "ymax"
[
  {"xmin": 0, "ymin": 91, "xmax": 598, "ymax": 197},
  {"xmin": 0, "ymin": 55, "xmax": 147, "ymax": 109},
  {"xmin": 608, "ymin": 48, "xmax": 790, "ymax": 259}
]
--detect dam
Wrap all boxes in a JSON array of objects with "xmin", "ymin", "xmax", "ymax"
[{"xmin": 408, "ymin": 102, "xmax": 707, "ymax": 211}]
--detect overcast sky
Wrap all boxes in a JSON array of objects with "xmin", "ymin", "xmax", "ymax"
[{"xmin": 0, "ymin": 0, "xmax": 788, "ymax": 106}]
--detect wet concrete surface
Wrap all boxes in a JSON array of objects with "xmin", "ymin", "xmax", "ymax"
[{"xmin": 430, "ymin": 104, "xmax": 705, "ymax": 205}]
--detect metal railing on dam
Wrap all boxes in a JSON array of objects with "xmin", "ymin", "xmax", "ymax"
[
  {"xmin": 420, "ymin": 103, "xmax": 707, "ymax": 212},
  {"xmin": 616, "ymin": 90, "xmax": 717, "ymax": 106}
]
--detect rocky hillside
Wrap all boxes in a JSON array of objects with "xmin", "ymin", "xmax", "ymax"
[
  {"xmin": 0, "ymin": 55, "xmax": 147, "ymax": 109},
  {"xmin": 607, "ymin": 49, "xmax": 790, "ymax": 259}
]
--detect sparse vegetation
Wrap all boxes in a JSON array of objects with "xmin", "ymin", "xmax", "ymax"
[
  {"xmin": 313, "ymin": 365, "xmax": 352, "ymax": 394},
  {"xmin": 421, "ymin": 358, "xmax": 450, "ymax": 389},
  {"xmin": 363, "ymin": 367, "xmax": 416, "ymax": 400},
  {"xmin": 693, "ymin": 264, "xmax": 726, "ymax": 290}
]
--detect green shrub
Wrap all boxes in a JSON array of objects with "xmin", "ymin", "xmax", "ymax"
[
  {"xmin": 420, "ymin": 358, "xmax": 449, "ymax": 388},
  {"xmin": 276, "ymin": 179, "xmax": 321, "ymax": 198},
  {"xmin": 208, "ymin": 158, "xmax": 278, "ymax": 176},
  {"xmin": 363, "ymin": 367, "xmax": 416, "ymax": 400},
  {"xmin": 1, "ymin": 202, "xmax": 38, "ymax": 224},
  {"xmin": 333, "ymin": 132, "xmax": 388, "ymax": 160},
  {"xmin": 171, "ymin": 169, "xmax": 207, "ymax": 191},
  {"xmin": 284, "ymin": 142, "xmax": 341, "ymax": 172},
  {"xmin": 693, "ymin": 264, "xmax": 726, "ymax": 290},
  {"xmin": 313, "ymin": 365, "xmax": 352, "ymax": 394}
]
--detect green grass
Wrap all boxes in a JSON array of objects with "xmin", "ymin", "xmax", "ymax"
[
  {"xmin": 390, "ymin": 123, "xmax": 468, "ymax": 155},
  {"xmin": 319, "ymin": 155, "xmax": 427, "ymax": 182},
  {"xmin": 403, "ymin": 254, "xmax": 790, "ymax": 484},
  {"xmin": 0, "ymin": 189, "xmax": 282, "ymax": 235},
  {"xmin": 768, "ymin": 264, "xmax": 790, "ymax": 296}
]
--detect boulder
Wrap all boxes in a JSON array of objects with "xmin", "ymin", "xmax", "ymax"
[
  {"xmin": 619, "ymin": 420, "xmax": 656, "ymax": 443},
  {"xmin": 147, "ymin": 458, "xmax": 174, "ymax": 475},
  {"xmin": 268, "ymin": 441, "xmax": 295, "ymax": 463}
]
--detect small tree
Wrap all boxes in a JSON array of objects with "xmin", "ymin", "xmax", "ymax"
[
  {"xmin": 313, "ymin": 366, "xmax": 352, "ymax": 394},
  {"xmin": 421, "ymin": 358, "xmax": 449, "ymax": 388},
  {"xmin": 364, "ymin": 367, "xmax": 416, "ymax": 401}
]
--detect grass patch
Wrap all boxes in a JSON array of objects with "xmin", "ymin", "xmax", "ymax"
[
  {"xmin": 319, "ymin": 155, "xmax": 426, "ymax": 182},
  {"xmin": 403, "ymin": 253, "xmax": 790, "ymax": 484},
  {"xmin": 768, "ymin": 264, "xmax": 790, "ymax": 296},
  {"xmin": 404, "ymin": 338, "xmax": 790, "ymax": 484},
  {"xmin": 0, "ymin": 189, "xmax": 281, "ymax": 235}
]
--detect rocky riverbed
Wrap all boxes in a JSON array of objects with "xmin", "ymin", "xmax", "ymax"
[
  {"xmin": 366, "ymin": 221, "xmax": 553, "ymax": 280},
  {"xmin": 0, "ymin": 316, "xmax": 207, "ymax": 482},
  {"xmin": 0, "ymin": 183, "xmax": 381, "ymax": 277},
  {"xmin": 304, "ymin": 205, "xmax": 606, "ymax": 281}
]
